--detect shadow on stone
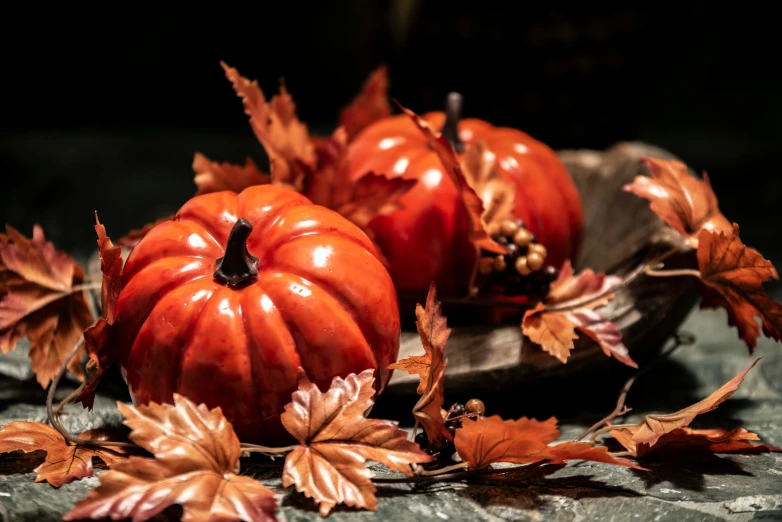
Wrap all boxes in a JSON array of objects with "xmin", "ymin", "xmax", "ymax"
[{"xmin": 631, "ymin": 453, "xmax": 753, "ymax": 491}]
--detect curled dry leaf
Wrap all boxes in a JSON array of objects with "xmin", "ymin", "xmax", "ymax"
[
  {"xmin": 389, "ymin": 282, "xmax": 453, "ymax": 446},
  {"xmin": 609, "ymin": 358, "xmax": 761, "ymax": 452},
  {"xmin": 0, "ymin": 422, "xmax": 128, "ymax": 487},
  {"xmin": 222, "ymin": 61, "xmax": 315, "ymax": 191},
  {"xmin": 65, "ymin": 394, "xmax": 278, "ymax": 522},
  {"xmin": 281, "ymin": 368, "xmax": 432, "ymax": 517},
  {"xmin": 0, "ymin": 224, "xmax": 93, "ymax": 387},
  {"xmin": 340, "ymin": 66, "xmax": 391, "ymax": 142},
  {"xmin": 398, "ymin": 103, "xmax": 505, "ymax": 256},
  {"xmin": 522, "ymin": 261, "xmax": 636, "ymax": 367},
  {"xmin": 461, "ymin": 141, "xmax": 516, "ymax": 234},
  {"xmin": 76, "ymin": 215, "xmax": 123, "ymax": 409},
  {"xmin": 610, "ymin": 426, "xmax": 782, "ymax": 457},
  {"xmin": 455, "ymin": 415, "xmax": 641, "ymax": 470},
  {"xmin": 697, "ymin": 224, "xmax": 782, "ymax": 351},
  {"xmin": 193, "ymin": 152, "xmax": 270, "ymax": 195},
  {"xmin": 623, "ymin": 157, "xmax": 732, "ymax": 248}
]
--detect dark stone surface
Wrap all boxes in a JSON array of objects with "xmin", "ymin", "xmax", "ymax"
[{"xmin": 1, "ymin": 304, "xmax": 781, "ymax": 521}]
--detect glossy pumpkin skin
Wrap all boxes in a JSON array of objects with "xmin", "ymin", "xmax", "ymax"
[
  {"xmin": 112, "ymin": 185, "xmax": 401, "ymax": 444},
  {"xmin": 346, "ymin": 111, "xmax": 584, "ymax": 299}
]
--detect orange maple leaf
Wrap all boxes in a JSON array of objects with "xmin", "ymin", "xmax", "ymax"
[
  {"xmin": 221, "ymin": 61, "xmax": 315, "ymax": 191},
  {"xmin": 609, "ymin": 359, "xmax": 761, "ymax": 452},
  {"xmin": 455, "ymin": 415, "xmax": 642, "ymax": 470},
  {"xmin": 76, "ymin": 214, "xmax": 123, "ymax": 409},
  {"xmin": 389, "ymin": 282, "xmax": 453, "ymax": 446},
  {"xmin": 65, "ymin": 394, "xmax": 278, "ymax": 522},
  {"xmin": 610, "ymin": 426, "xmax": 782, "ymax": 457},
  {"xmin": 522, "ymin": 261, "xmax": 636, "ymax": 367},
  {"xmin": 461, "ymin": 140, "xmax": 516, "ymax": 233},
  {"xmin": 696, "ymin": 224, "xmax": 782, "ymax": 352},
  {"xmin": 281, "ymin": 368, "xmax": 432, "ymax": 517},
  {"xmin": 340, "ymin": 66, "xmax": 391, "ymax": 142},
  {"xmin": 0, "ymin": 422, "xmax": 128, "ymax": 487},
  {"xmin": 623, "ymin": 157, "xmax": 732, "ymax": 248},
  {"xmin": 0, "ymin": 224, "xmax": 94, "ymax": 387},
  {"xmin": 193, "ymin": 152, "xmax": 270, "ymax": 195}
]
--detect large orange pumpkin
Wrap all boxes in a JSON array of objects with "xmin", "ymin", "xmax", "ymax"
[
  {"xmin": 112, "ymin": 184, "xmax": 401, "ymax": 444},
  {"xmin": 346, "ymin": 94, "xmax": 583, "ymax": 300}
]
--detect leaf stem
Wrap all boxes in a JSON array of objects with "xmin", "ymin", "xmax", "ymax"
[
  {"xmin": 46, "ymin": 336, "xmax": 136, "ymax": 449},
  {"xmin": 588, "ymin": 423, "xmax": 639, "ymax": 442},
  {"xmin": 644, "ymin": 266, "xmax": 702, "ymax": 279},
  {"xmin": 240, "ymin": 443, "xmax": 299, "ymax": 456},
  {"xmin": 373, "ymin": 461, "xmax": 544, "ymax": 484},
  {"xmin": 54, "ymin": 383, "xmax": 86, "ymax": 414},
  {"xmin": 415, "ymin": 462, "xmax": 468, "ymax": 476}
]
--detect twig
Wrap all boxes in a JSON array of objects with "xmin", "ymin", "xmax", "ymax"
[
  {"xmin": 611, "ymin": 451, "xmax": 635, "ymax": 458},
  {"xmin": 644, "ymin": 266, "xmax": 702, "ymax": 279},
  {"xmin": 588, "ymin": 423, "xmax": 639, "ymax": 442},
  {"xmin": 46, "ymin": 336, "xmax": 136, "ymax": 449},
  {"xmin": 580, "ymin": 331, "xmax": 696, "ymax": 443},
  {"xmin": 373, "ymin": 461, "xmax": 545, "ymax": 484},
  {"xmin": 54, "ymin": 383, "xmax": 86, "ymax": 414},
  {"xmin": 240, "ymin": 443, "xmax": 299, "ymax": 456},
  {"xmin": 415, "ymin": 462, "xmax": 468, "ymax": 476}
]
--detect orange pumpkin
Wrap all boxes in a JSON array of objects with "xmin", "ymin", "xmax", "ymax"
[
  {"xmin": 112, "ymin": 184, "xmax": 401, "ymax": 444},
  {"xmin": 346, "ymin": 94, "xmax": 583, "ymax": 300}
]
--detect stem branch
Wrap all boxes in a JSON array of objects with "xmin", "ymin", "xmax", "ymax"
[
  {"xmin": 240, "ymin": 443, "xmax": 299, "ymax": 456},
  {"xmin": 644, "ymin": 267, "xmax": 702, "ymax": 279}
]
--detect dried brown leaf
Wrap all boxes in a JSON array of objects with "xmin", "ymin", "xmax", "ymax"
[
  {"xmin": 0, "ymin": 422, "xmax": 128, "ymax": 487},
  {"xmin": 461, "ymin": 140, "xmax": 516, "ymax": 231},
  {"xmin": 65, "ymin": 394, "xmax": 278, "ymax": 522},
  {"xmin": 697, "ymin": 224, "xmax": 782, "ymax": 352},
  {"xmin": 0, "ymin": 224, "xmax": 93, "ymax": 387},
  {"xmin": 193, "ymin": 152, "xmax": 270, "ymax": 195},
  {"xmin": 281, "ymin": 368, "xmax": 432, "ymax": 517},
  {"xmin": 623, "ymin": 157, "xmax": 731, "ymax": 248},
  {"xmin": 610, "ymin": 426, "xmax": 782, "ymax": 457},
  {"xmin": 340, "ymin": 66, "xmax": 391, "ymax": 142}
]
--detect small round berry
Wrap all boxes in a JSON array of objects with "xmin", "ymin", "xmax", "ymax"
[
  {"xmin": 465, "ymin": 398, "xmax": 485, "ymax": 416},
  {"xmin": 544, "ymin": 265, "xmax": 559, "ymax": 282},
  {"xmin": 415, "ymin": 431, "xmax": 428, "ymax": 449},
  {"xmin": 478, "ymin": 257, "xmax": 494, "ymax": 275},
  {"xmin": 513, "ymin": 228, "xmax": 532, "ymax": 247},
  {"xmin": 529, "ymin": 234, "xmax": 538, "ymax": 244},
  {"xmin": 496, "ymin": 234, "xmax": 509, "ymax": 245},
  {"xmin": 529, "ymin": 243, "xmax": 547, "ymax": 258},
  {"xmin": 486, "ymin": 222, "xmax": 500, "ymax": 237},
  {"xmin": 500, "ymin": 220, "xmax": 519, "ymax": 237},
  {"xmin": 440, "ymin": 408, "xmax": 449, "ymax": 419},
  {"xmin": 447, "ymin": 425, "xmax": 457, "ymax": 437},
  {"xmin": 450, "ymin": 403, "xmax": 465, "ymax": 417},
  {"xmin": 493, "ymin": 255, "xmax": 507, "ymax": 272},
  {"xmin": 514, "ymin": 219, "xmax": 526, "ymax": 229},
  {"xmin": 504, "ymin": 242, "xmax": 519, "ymax": 257},
  {"xmin": 527, "ymin": 252, "xmax": 545, "ymax": 271},
  {"xmin": 515, "ymin": 256, "xmax": 532, "ymax": 276}
]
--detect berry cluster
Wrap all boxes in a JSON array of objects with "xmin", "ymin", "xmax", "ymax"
[
  {"xmin": 415, "ymin": 398, "xmax": 486, "ymax": 467},
  {"xmin": 476, "ymin": 218, "xmax": 559, "ymax": 299}
]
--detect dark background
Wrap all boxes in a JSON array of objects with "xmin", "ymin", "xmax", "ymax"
[{"xmin": 1, "ymin": 2, "xmax": 779, "ymax": 258}]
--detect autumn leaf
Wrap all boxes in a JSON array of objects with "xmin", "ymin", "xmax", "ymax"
[
  {"xmin": 0, "ymin": 422, "xmax": 128, "ymax": 487},
  {"xmin": 281, "ymin": 368, "xmax": 432, "ymax": 517},
  {"xmin": 193, "ymin": 151, "xmax": 270, "ymax": 195},
  {"xmin": 0, "ymin": 224, "xmax": 94, "ymax": 387},
  {"xmin": 697, "ymin": 224, "xmax": 782, "ymax": 351},
  {"xmin": 65, "ymin": 394, "xmax": 278, "ymax": 522},
  {"xmin": 340, "ymin": 66, "xmax": 391, "ymax": 142},
  {"xmin": 116, "ymin": 214, "xmax": 172, "ymax": 249},
  {"xmin": 398, "ymin": 103, "xmax": 505, "ymax": 256},
  {"xmin": 222, "ymin": 61, "xmax": 315, "ymax": 191},
  {"xmin": 522, "ymin": 261, "xmax": 636, "ymax": 367},
  {"xmin": 303, "ymin": 127, "xmax": 416, "ymax": 234},
  {"xmin": 76, "ymin": 214, "xmax": 123, "ymax": 410},
  {"xmin": 610, "ymin": 426, "xmax": 782, "ymax": 457},
  {"xmin": 455, "ymin": 415, "xmax": 641, "ymax": 470},
  {"xmin": 608, "ymin": 359, "xmax": 761, "ymax": 452},
  {"xmin": 623, "ymin": 156, "xmax": 731, "ymax": 248},
  {"xmin": 461, "ymin": 141, "xmax": 516, "ymax": 234},
  {"xmin": 389, "ymin": 282, "xmax": 453, "ymax": 446}
]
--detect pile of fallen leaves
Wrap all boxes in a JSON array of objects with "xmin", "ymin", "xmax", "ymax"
[{"xmin": 0, "ymin": 280, "xmax": 778, "ymax": 521}]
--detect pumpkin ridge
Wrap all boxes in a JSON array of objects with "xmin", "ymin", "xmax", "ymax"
[
  {"xmin": 236, "ymin": 287, "xmax": 273, "ymax": 427},
  {"xmin": 173, "ymin": 284, "xmax": 219, "ymax": 398}
]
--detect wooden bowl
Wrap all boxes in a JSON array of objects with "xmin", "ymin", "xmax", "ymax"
[{"xmin": 386, "ymin": 141, "xmax": 700, "ymax": 395}]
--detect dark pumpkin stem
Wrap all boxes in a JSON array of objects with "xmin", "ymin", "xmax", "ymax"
[
  {"xmin": 440, "ymin": 92, "xmax": 465, "ymax": 153},
  {"xmin": 214, "ymin": 218, "xmax": 259, "ymax": 287}
]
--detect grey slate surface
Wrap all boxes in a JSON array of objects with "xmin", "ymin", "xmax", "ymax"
[{"xmin": 1, "ymin": 303, "xmax": 781, "ymax": 522}]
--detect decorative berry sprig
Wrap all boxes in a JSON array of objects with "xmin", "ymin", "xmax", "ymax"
[{"xmin": 476, "ymin": 218, "xmax": 559, "ymax": 299}]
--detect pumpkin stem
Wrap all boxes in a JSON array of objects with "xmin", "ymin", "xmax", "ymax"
[
  {"xmin": 440, "ymin": 92, "xmax": 465, "ymax": 153},
  {"xmin": 214, "ymin": 218, "xmax": 260, "ymax": 287}
]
